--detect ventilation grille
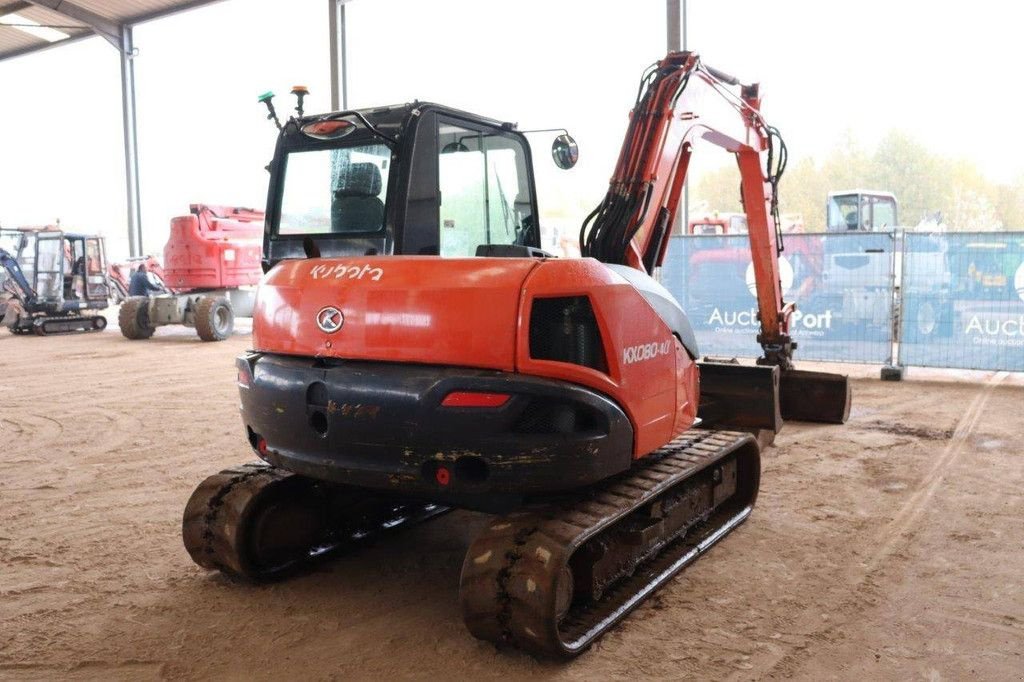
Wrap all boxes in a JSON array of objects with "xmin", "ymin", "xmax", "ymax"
[{"xmin": 529, "ymin": 296, "xmax": 607, "ymax": 373}]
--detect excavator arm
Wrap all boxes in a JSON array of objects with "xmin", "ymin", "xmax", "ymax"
[
  {"xmin": 0, "ymin": 247, "xmax": 35, "ymax": 306},
  {"xmin": 582, "ymin": 51, "xmax": 850, "ymax": 423},
  {"xmin": 582, "ymin": 51, "xmax": 793, "ymax": 365}
]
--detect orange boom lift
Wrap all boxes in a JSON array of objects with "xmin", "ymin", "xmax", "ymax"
[{"xmin": 183, "ymin": 53, "xmax": 850, "ymax": 657}]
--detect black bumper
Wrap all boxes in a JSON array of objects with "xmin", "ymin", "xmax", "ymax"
[{"xmin": 237, "ymin": 353, "xmax": 634, "ymax": 512}]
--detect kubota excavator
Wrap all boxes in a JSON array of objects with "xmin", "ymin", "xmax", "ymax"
[{"xmin": 182, "ymin": 52, "xmax": 851, "ymax": 658}]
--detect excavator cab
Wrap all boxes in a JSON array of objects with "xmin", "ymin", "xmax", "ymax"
[
  {"xmin": 263, "ymin": 103, "xmax": 555, "ymax": 268},
  {"xmin": 827, "ymin": 190, "xmax": 898, "ymax": 231}
]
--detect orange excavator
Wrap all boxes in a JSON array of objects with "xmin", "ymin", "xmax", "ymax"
[{"xmin": 182, "ymin": 52, "xmax": 851, "ymax": 657}]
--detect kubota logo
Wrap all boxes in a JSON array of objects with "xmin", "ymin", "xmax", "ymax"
[
  {"xmin": 745, "ymin": 257, "xmax": 794, "ymax": 298},
  {"xmin": 310, "ymin": 263, "xmax": 384, "ymax": 281},
  {"xmin": 316, "ymin": 307, "xmax": 344, "ymax": 333}
]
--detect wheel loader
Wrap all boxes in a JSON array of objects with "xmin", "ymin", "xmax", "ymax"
[{"xmin": 183, "ymin": 53, "xmax": 851, "ymax": 658}]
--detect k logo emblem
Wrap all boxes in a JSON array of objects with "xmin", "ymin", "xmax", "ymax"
[{"xmin": 316, "ymin": 307, "xmax": 344, "ymax": 333}]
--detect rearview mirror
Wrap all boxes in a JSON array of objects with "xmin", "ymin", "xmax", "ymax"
[{"xmin": 551, "ymin": 134, "xmax": 578, "ymax": 169}]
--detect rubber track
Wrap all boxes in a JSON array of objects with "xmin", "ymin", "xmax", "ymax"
[
  {"xmin": 460, "ymin": 429, "xmax": 759, "ymax": 658},
  {"xmin": 183, "ymin": 462, "xmax": 451, "ymax": 581},
  {"xmin": 33, "ymin": 315, "xmax": 106, "ymax": 335},
  {"xmin": 182, "ymin": 463, "xmax": 289, "ymax": 577}
]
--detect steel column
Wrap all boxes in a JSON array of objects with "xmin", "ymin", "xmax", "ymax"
[
  {"xmin": 666, "ymin": 0, "xmax": 688, "ymax": 234},
  {"xmin": 119, "ymin": 26, "xmax": 143, "ymax": 256},
  {"xmin": 328, "ymin": 0, "xmax": 349, "ymax": 110}
]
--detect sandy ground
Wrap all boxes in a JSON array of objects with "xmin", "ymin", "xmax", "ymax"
[{"xmin": 1, "ymin": 315, "xmax": 1022, "ymax": 681}]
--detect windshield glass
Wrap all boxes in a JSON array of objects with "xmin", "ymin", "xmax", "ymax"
[
  {"xmin": 0, "ymin": 230, "xmax": 22, "ymax": 255},
  {"xmin": 277, "ymin": 140, "xmax": 392, "ymax": 235},
  {"xmin": 827, "ymin": 195, "xmax": 861, "ymax": 231}
]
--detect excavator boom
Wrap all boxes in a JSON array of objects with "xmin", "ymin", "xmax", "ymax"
[
  {"xmin": 583, "ymin": 51, "xmax": 850, "ymax": 423},
  {"xmin": 583, "ymin": 52, "xmax": 788, "ymax": 358}
]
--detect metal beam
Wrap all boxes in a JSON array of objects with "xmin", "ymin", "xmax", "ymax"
[
  {"xmin": 666, "ymin": 0, "xmax": 680, "ymax": 51},
  {"xmin": 328, "ymin": 0, "xmax": 349, "ymax": 110},
  {"xmin": 24, "ymin": 0, "xmax": 119, "ymax": 47},
  {"xmin": 667, "ymin": 0, "xmax": 689, "ymax": 234},
  {"xmin": 125, "ymin": 0, "xmax": 225, "ymax": 27},
  {"xmin": 119, "ymin": 25, "xmax": 142, "ymax": 256},
  {"xmin": 0, "ymin": 2, "xmax": 33, "ymax": 15}
]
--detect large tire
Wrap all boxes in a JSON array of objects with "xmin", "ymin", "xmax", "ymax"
[
  {"xmin": 902, "ymin": 297, "xmax": 953, "ymax": 343},
  {"xmin": 195, "ymin": 296, "xmax": 233, "ymax": 342},
  {"xmin": 118, "ymin": 297, "xmax": 156, "ymax": 340}
]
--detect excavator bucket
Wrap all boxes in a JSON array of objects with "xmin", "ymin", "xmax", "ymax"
[
  {"xmin": 697, "ymin": 361, "xmax": 852, "ymax": 430},
  {"xmin": 779, "ymin": 368, "xmax": 852, "ymax": 424},
  {"xmin": 697, "ymin": 361, "xmax": 782, "ymax": 432}
]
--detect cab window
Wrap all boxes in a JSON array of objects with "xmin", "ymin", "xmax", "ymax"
[
  {"xmin": 827, "ymin": 195, "xmax": 861, "ymax": 231},
  {"xmin": 277, "ymin": 141, "xmax": 391, "ymax": 235},
  {"xmin": 437, "ymin": 123, "xmax": 534, "ymax": 257}
]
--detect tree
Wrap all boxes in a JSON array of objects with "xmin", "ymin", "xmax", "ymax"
[{"xmin": 693, "ymin": 128, "xmax": 1021, "ymax": 231}]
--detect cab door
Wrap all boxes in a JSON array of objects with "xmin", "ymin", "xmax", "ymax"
[
  {"xmin": 399, "ymin": 111, "xmax": 539, "ymax": 257},
  {"xmin": 84, "ymin": 237, "xmax": 109, "ymax": 303}
]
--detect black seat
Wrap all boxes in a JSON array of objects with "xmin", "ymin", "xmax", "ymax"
[{"xmin": 332, "ymin": 162, "xmax": 385, "ymax": 232}]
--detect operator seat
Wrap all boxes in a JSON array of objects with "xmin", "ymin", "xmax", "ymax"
[{"xmin": 332, "ymin": 162, "xmax": 385, "ymax": 232}]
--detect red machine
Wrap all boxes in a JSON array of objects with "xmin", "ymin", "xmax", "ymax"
[
  {"xmin": 688, "ymin": 212, "xmax": 748, "ymax": 235},
  {"xmin": 182, "ymin": 54, "xmax": 851, "ymax": 657},
  {"xmin": 118, "ymin": 204, "xmax": 263, "ymax": 341},
  {"xmin": 162, "ymin": 204, "xmax": 263, "ymax": 290}
]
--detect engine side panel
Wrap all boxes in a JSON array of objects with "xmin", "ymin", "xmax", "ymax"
[{"xmin": 516, "ymin": 259, "xmax": 697, "ymax": 458}]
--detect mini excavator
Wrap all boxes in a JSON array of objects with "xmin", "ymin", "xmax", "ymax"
[
  {"xmin": 1, "ymin": 228, "xmax": 110, "ymax": 335},
  {"xmin": 183, "ymin": 53, "xmax": 851, "ymax": 658}
]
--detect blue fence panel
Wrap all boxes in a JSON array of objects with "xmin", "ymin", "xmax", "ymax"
[
  {"xmin": 661, "ymin": 232, "xmax": 895, "ymax": 364},
  {"xmin": 899, "ymin": 232, "xmax": 1024, "ymax": 371}
]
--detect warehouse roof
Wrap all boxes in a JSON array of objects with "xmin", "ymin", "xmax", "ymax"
[{"xmin": 0, "ymin": 0, "xmax": 222, "ymax": 61}]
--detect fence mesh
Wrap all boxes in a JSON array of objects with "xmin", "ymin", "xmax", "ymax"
[
  {"xmin": 661, "ymin": 231, "xmax": 1024, "ymax": 372},
  {"xmin": 661, "ymin": 233, "xmax": 895, "ymax": 364},
  {"xmin": 899, "ymin": 232, "xmax": 1024, "ymax": 371}
]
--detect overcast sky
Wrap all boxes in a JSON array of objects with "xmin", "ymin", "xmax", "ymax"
[{"xmin": 0, "ymin": 0, "xmax": 1020, "ymax": 258}]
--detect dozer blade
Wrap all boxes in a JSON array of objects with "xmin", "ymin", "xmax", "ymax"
[{"xmin": 779, "ymin": 368, "xmax": 852, "ymax": 424}]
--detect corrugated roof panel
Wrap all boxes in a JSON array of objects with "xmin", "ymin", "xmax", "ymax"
[
  {"xmin": 0, "ymin": 0, "xmax": 224, "ymax": 61},
  {"xmin": 0, "ymin": 27, "xmax": 42, "ymax": 54},
  {"xmin": 65, "ymin": 0, "xmax": 186, "ymax": 22},
  {"xmin": 0, "ymin": 4, "xmax": 92, "ymax": 59}
]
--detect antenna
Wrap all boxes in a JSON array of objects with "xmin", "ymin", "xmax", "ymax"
[
  {"xmin": 258, "ymin": 91, "xmax": 282, "ymax": 130},
  {"xmin": 291, "ymin": 85, "xmax": 309, "ymax": 118}
]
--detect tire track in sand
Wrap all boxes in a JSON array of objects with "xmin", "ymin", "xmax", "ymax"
[
  {"xmin": 733, "ymin": 372, "xmax": 1007, "ymax": 681},
  {"xmin": 861, "ymin": 371, "xmax": 1006, "ymax": 576}
]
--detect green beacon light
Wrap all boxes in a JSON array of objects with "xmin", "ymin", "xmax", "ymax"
[{"xmin": 258, "ymin": 91, "xmax": 282, "ymax": 131}]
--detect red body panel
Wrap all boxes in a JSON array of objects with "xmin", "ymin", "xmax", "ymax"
[
  {"xmin": 516, "ymin": 259, "xmax": 696, "ymax": 457},
  {"xmin": 162, "ymin": 204, "xmax": 264, "ymax": 291},
  {"xmin": 252, "ymin": 257, "xmax": 538, "ymax": 372},
  {"xmin": 253, "ymin": 256, "xmax": 699, "ymax": 460}
]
